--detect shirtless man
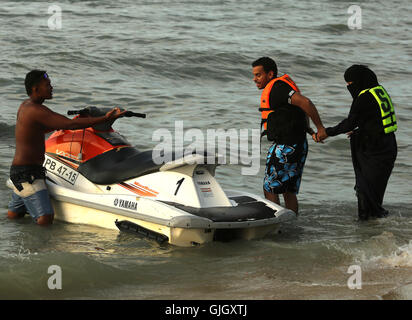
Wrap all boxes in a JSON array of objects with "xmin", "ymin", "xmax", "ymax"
[{"xmin": 7, "ymin": 70, "xmax": 125, "ymax": 225}]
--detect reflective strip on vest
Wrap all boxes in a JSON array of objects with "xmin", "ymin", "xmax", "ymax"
[{"xmin": 359, "ymin": 85, "xmax": 397, "ymax": 134}]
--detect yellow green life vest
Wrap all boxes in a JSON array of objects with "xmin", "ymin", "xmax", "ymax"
[{"xmin": 359, "ymin": 85, "xmax": 397, "ymax": 134}]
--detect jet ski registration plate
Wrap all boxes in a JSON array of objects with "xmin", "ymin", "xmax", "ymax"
[{"xmin": 44, "ymin": 158, "xmax": 79, "ymax": 185}]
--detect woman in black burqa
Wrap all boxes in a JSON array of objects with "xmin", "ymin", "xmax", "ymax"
[{"xmin": 321, "ymin": 65, "xmax": 397, "ymax": 220}]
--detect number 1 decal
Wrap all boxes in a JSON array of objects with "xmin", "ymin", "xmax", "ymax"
[{"xmin": 174, "ymin": 178, "xmax": 185, "ymax": 196}]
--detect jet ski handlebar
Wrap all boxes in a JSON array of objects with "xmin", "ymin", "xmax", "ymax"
[
  {"xmin": 67, "ymin": 107, "xmax": 146, "ymax": 118},
  {"xmin": 123, "ymin": 111, "xmax": 146, "ymax": 118},
  {"xmin": 67, "ymin": 109, "xmax": 88, "ymax": 116}
]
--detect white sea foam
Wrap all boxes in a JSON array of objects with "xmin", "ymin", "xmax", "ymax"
[
  {"xmin": 377, "ymin": 241, "xmax": 412, "ymax": 268},
  {"xmin": 353, "ymin": 234, "xmax": 412, "ymax": 269}
]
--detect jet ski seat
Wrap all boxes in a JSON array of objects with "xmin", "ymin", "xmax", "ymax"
[
  {"xmin": 77, "ymin": 147, "xmax": 213, "ymax": 185},
  {"xmin": 78, "ymin": 147, "xmax": 163, "ymax": 185}
]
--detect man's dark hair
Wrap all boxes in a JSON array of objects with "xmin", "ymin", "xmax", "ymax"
[
  {"xmin": 252, "ymin": 57, "xmax": 277, "ymax": 77},
  {"xmin": 25, "ymin": 70, "xmax": 47, "ymax": 96}
]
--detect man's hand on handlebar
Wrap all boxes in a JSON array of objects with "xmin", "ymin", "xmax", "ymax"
[{"xmin": 105, "ymin": 107, "xmax": 127, "ymax": 120}]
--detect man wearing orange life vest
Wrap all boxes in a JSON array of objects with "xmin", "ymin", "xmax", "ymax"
[{"xmin": 252, "ymin": 57, "xmax": 326, "ymax": 214}]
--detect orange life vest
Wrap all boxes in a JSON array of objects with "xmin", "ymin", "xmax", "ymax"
[{"xmin": 259, "ymin": 74, "xmax": 300, "ymax": 134}]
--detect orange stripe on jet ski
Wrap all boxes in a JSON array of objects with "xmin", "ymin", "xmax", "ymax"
[
  {"xmin": 119, "ymin": 182, "xmax": 158, "ymax": 197},
  {"xmin": 118, "ymin": 182, "xmax": 137, "ymax": 193},
  {"xmin": 133, "ymin": 182, "xmax": 159, "ymax": 196}
]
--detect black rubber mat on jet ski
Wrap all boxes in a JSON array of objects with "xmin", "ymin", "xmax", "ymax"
[
  {"xmin": 228, "ymin": 196, "xmax": 257, "ymax": 204},
  {"xmin": 163, "ymin": 199, "xmax": 277, "ymax": 222}
]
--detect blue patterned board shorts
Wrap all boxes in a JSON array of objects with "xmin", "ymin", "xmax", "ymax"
[{"xmin": 263, "ymin": 139, "xmax": 308, "ymax": 195}]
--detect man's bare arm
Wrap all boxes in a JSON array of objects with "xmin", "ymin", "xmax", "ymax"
[
  {"xmin": 291, "ymin": 92, "xmax": 326, "ymax": 142},
  {"xmin": 291, "ymin": 92, "xmax": 324, "ymax": 130},
  {"xmin": 34, "ymin": 106, "xmax": 125, "ymax": 131}
]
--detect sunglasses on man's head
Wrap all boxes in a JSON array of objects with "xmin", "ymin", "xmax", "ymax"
[{"xmin": 43, "ymin": 73, "xmax": 48, "ymax": 79}]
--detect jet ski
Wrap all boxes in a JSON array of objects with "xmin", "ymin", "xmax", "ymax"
[{"xmin": 8, "ymin": 107, "xmax": 296, "ymax": 246}]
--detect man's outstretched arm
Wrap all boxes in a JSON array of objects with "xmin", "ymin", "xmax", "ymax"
[{"xmin": 34, "ymin": 106, "xmax": 126, "ymax": 131}]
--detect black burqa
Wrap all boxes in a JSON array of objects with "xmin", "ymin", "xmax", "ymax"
[{"xmin": 344, "ymin": 65, "xmax": 397, "ymax": 220}]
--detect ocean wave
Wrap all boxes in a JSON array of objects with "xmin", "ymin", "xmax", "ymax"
[
  {"xmin": 346, "ymin": 232, "xmax": 412, "ymax": 269},
  {"xmin": 316, "ymin": 23, "xmax": 350, "ymax": 34},
  {"xmin": 0, "ymin": 251, "xmax": 140, "ymax": 299},
  {"xmin": 376, "ymin": 241, "xmax": 412, "ymax": 268},
  {"xmin": 110, "ymin": 51, "xmax": 251, "ymax": 82},
  {"xmin": 0, "ymin": 122, "xmax": 15, "ymax": 139}
]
